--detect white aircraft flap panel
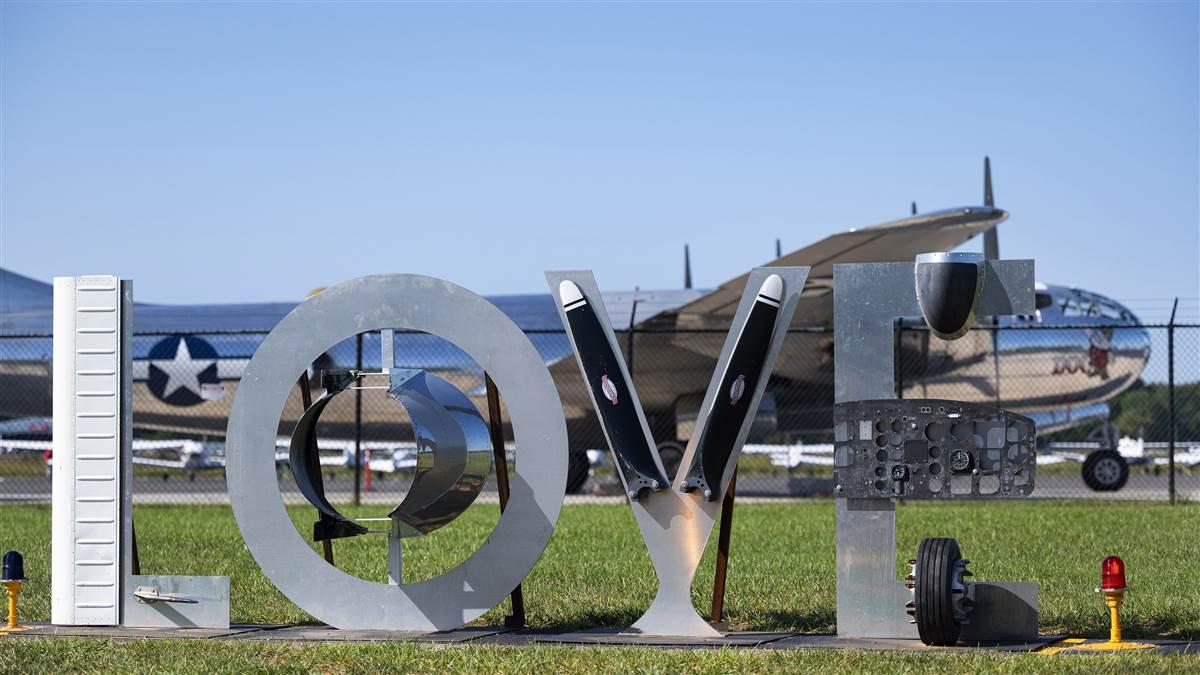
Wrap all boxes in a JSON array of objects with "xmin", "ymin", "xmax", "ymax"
[{"xmin": 52, "ymin": 276, "xmax": 123, "ymax": 625}]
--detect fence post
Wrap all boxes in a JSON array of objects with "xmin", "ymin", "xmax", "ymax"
[
  {"xmin": 353, "ymin": 333, "xmax": 363, "ymax": 507},
  {"xmin": 894, "ymin": 321, "xmax": 903, "ymax": 398},
  {"xmin": 625, "ymin": 299, "xmax": 639, "ymax": 372},
  {"xmin": 1168, "ymin": 299, "xmax": 1178, "ymax": 505},
  {"xmin": 990, "ymin": 318, "xmax": 1001, "ymax": 408}
]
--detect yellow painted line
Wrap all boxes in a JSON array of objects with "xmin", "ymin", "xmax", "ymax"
[
  {"xmin": 1037, "ymin": 637, "xmax": 1088, "ymax": 656},
  {"xmin": 1072, "ymin": 641, "xmax": 1157, "ymax": 652}
]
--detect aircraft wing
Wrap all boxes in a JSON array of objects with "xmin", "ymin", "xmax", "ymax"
[{"xmin": 661, "ymin": 206, "xmax": 1008, "ymax": 329}]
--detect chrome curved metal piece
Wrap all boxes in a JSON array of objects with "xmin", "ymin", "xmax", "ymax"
[
  {"xmin": 386, "ymin": 368, "xmax": 492, "ymax": 537},
  {"xmin": 288, "ymin": 371, "xmax": 368, "ymax": 541},
  {"xmin": 288, "ymin": 366, "xmax": 492, "ymax": 541}
]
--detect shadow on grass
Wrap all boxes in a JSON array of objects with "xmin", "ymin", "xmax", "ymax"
[{"xmin": 728, "ymin": 607, "xmax": 838, "ymax": 634}]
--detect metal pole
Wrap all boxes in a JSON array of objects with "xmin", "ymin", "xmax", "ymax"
[
  {"xmin": 991, "ymin": 319, "xmax": 1001, "ymax": 408},
  {"xmin": 1168, "ymin": 299, "xmax": 1178, "ymax": 505},
  {"xmin": 709, "ymin": 468, "xmax": 737, "ymax": 623},
  {"xmin": 484, "ymin": 373, "xmax": 525, "ymax": 628},
  {"xmin": 353, "ymin": 333, "xmax": 363, "ymax": 507}
]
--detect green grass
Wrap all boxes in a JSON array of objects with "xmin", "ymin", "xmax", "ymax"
[
  {"xmin": 0, "ymin": 501, "xmax": 1196, "ymax": 671},
  {"xmin": 2, "ymin": 637, "xmax": 1196, "ymax": 674}
]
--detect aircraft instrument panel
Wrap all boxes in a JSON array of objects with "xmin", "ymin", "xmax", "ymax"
[{"xmin": 833, "ymin": 399, "xmax": 1035, "ymax": 499}]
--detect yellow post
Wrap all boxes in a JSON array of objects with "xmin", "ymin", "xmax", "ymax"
[
  {"xmin": 1105, "ymin": 590, "xmax": 1123, "ymax": 643},
  {"xmin": 1075, "ymin": 588, "xmax": 1154, "ymax": 651},
  {"xmin": 0, "ymin": 580, "xmax": 27, "ymax": 632}
]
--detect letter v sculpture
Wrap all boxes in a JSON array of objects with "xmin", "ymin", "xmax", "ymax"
[{"xmin": 547, "ymin": 267, "xmax": 810, "ymax": 637}]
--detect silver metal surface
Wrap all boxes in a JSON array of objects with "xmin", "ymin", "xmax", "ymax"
[
  {"xmin": 950, "ymin": 559, "xmax": 974, "ymax": 624},
  {"xmin": 116, "ymin": 280, "xmax": 231, "ymax": 630},
  {"xmin": 121, "ymin": 575, "xmax": 230, "ymax": 629},
  {"xmin": 388, "ymin": 519, "xmax": 403, "ymax": 585},
  {"xmin": 833, "ymin": 260, "xmax": 1034, "ymax": 639},
  {"xmin": 380, "ymin": 329, "xmax": 394, "ymax": 372},
  {"xmin": 225, "ymin": 274, "xmax": 567, "ymax": 631},
  {"xmin": 835, "ymin": 261, "xmax": 1035, "ymax": 403},
  {"xmin": 547, "ymin": 268, "xmax": 810, "ymax": 637}
]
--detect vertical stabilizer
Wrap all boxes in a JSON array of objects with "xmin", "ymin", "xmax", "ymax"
[{"xmin": 983, "ymin": 157, "xmax": 999, "ymax": 260}]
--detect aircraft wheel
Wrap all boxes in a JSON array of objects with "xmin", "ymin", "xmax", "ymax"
[
  {"xmin": 909, "ymin": 537, "xmax": 973, "ymax": 646},
  {"xmin": 656, "ymin": 441, "xmax": 685, "ymax": 480},
  {"xmin": 1082, "ymin": 450, "xmax": 1129, "ymax": 492},
  {"xmin": 565, "ymin": 449, "xmax": 590, "ymax": 494}
]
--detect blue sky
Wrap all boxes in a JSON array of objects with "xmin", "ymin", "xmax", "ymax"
[{"xmin": 1, "ymin": 2, "xmax": 1197, "ymax": 321}]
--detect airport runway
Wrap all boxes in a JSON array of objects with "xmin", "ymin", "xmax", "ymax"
[
  {"xmin": 2, "ymin": 473, "xmax": 1196, "ymax": 504},
  {"xmin": 721, "ymin": 474, "xmax": 1200, "ymax": 502}
]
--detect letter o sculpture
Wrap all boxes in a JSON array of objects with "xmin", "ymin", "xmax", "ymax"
[{"xmin": 225, "ymin": 274, "xmax": 567, "ymax": 630}]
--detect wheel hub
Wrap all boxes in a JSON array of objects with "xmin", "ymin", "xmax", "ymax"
[{"xmin": 1095, "ymin": 458, "xmax": 1122, "ymax": 484}]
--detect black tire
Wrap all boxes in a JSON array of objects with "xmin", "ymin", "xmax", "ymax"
[
  {"xmin": 1082, "ymin": 450, "xmax": 1129, "ymax": 492},
  {"xmin": 566, "ymin": 449, "xmax": 591, "ymax": 494},
  {"xmin": 656, "ymin": 441, "xmax": 685, "ymax": 480},
  {"xmin": 914, "ymin": 537, "xmax": 963, "ymax": 646}
]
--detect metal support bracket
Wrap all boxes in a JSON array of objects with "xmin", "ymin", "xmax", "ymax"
[{"xmin": 133, "ymin": 587, "xmax": 199, "ymax": 604}]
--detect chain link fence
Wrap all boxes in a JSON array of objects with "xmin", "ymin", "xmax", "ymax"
[{"xmin": 1, "ymin": 324, "xmax": 1197, "ymax": 504}]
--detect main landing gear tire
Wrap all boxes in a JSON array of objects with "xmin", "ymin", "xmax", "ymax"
[
  {"xmin": 1082, "ymin": 450, "xmax": 1129, "ymax": 492},
  {"xmin": 566, "ymin": 449, "xmax": 590, "ymax": 494},
  {"xmin": 656, "ymin": 441, "xmax": 686, "ymax": 480},
  {"xmin": 910, "ymin": 537, "xmax": 973, "ymax": 646}
]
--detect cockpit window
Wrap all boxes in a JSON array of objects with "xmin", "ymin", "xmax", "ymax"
[
  {"xmin": 1054, "ymin": 291, "xmax": 1130, "ymax": 321},
  {"xmin": 1098, "ymin": 300, "xmax": 1130, "ymax": 321},
  {"xmin": 1035, "ymin": 293, "xmax": 1052, "ymax": 310}
]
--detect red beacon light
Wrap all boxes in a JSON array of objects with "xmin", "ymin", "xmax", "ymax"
[{"xmin": 1101, "ymin": 555, "xmax": 1127, "ymax": 592}]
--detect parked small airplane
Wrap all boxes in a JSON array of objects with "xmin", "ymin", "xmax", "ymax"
[{"xmin": 0, "ymin": 160, "xmax": 1151, "ymax": 492}]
